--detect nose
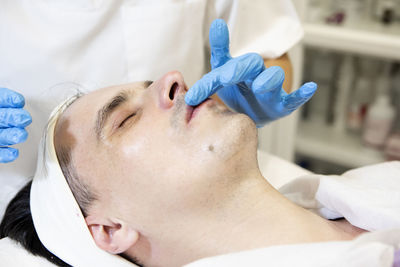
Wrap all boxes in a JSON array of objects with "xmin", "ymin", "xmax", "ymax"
[{"xmin": 158, "ymin": 71, "xmax": 187, "ymax": 109}]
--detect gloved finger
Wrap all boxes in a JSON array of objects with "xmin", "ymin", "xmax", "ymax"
[
  {"xmin": 0, "ymin": 108, "xmax": 32, "ymax": 128},
  {"xmin": 0, "ymin": 147, "xmax": 19, "ymax": 163},
  {"xmin": 0, "ymin": 88, "xmax": 25, "ymax": 108},
  {"xmin": 252, "ymin": 66, "xmax": 285, "ymax": 94},
  {"xmin": 209, "ymin": 19, "xmax": 232, "ymax": 69},
  {"xmin": 0, "ymin": 127, "xmax": 28, "ymax": 146},
  {"xmin": 186, "ymin": 53, "xmax": 264, "ymax": 106},
  {"xmin": 283, "ymin": 82, "xmax": 317, "ymax": 110}
]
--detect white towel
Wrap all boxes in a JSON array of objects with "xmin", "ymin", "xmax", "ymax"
[{"xmin": 281, "ymin": 161, "xmax": 400, "ymax": 231}]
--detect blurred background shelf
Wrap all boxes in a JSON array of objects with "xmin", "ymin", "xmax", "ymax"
[
  {"xmin": 290, "ymin": 0, "xmax": 400, "ymax": 174},
  {"xmin": 296, "ymin": 121, "xmax": 386, "ymax": 169},
  {"xmin": 304, "ymin": 22, "xmax": 400, "ymax": 60}
]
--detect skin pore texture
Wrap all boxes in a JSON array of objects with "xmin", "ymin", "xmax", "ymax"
[{"xmin": 54, "ymin": 71, "xmax": 366, "ymax": 267}]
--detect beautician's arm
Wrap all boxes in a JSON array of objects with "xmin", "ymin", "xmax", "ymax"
[{"xmin": 264, "ymin": 53, "xmax": 292, "ymax": 93}]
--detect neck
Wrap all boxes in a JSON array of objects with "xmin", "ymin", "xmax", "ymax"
[{"xmin": 133, "ymin": 170, "xmax": 350, "ymax": 267}]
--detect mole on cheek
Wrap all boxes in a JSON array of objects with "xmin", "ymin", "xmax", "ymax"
[{"xmin": 208, "ymin": 145, "xmax": 214, "ymax": 152}]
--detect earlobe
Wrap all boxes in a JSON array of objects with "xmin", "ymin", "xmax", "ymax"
[{"xmin": 86, "ymin": 216, "xmax": 139, "ymax": 254}]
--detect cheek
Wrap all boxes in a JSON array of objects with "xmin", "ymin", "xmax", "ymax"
[
  {"xmin": 110, "ymin": 122, "xmax": 196, "ymax": 195},
  {"xmin": 109, "ymin": 115, "xmax": 176, "ymax": 189}
]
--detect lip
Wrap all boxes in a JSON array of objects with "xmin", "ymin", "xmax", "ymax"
[{"xmin": 186, "ymin": 98, "xmax": 212, "ymax": 124}]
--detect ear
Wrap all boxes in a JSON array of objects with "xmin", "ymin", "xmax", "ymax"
[{"xmin": 85, "ymin": 215, "xmax": 139, "ymax": 254}]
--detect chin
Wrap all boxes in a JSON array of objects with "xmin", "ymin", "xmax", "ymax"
[
  {"xmin": 215, "ymin": 113, "xmax": 258, "ymax": 161},
  {"xmin": 197, "ymin": 113, "xmax": 258, "ymax": 183},
  {"xmin": 231, "ymin": 113, "xmax": 257, "ymax": 146}
]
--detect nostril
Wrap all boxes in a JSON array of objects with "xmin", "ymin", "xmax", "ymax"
[{"xmin": 169, "ymin": 82, "xmax": 179, "ymax": 100}]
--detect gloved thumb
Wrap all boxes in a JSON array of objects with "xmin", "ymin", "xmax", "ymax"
[{"xmin": 209, "ymin": 19, "xmax": 231, "ymax": 69}]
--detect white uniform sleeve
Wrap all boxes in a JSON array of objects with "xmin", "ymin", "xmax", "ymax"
[{"xmin": 213, "ymin": 0, "xmax": 304, "ymax": 59}]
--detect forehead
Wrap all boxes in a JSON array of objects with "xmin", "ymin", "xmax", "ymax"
[
  {"xmin": 60, "ymin": 81, "xmax": 148, "ymax": 126},
  {"xmin": 68, "ymin": 82, "xmax": 146, "ymax": 116},
  {"xmin": 55, "ymin": 81, "xmax": 147, "ymax": 145}
]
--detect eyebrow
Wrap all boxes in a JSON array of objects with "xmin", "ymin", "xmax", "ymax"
[{"xmin": 94, "ymin": 81, "xmax": 153, "ymax": 140}]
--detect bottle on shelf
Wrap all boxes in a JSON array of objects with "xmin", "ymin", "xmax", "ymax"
[
  {"xmin": 374, "ymin": 0, "xmax": 396, "ymax": 25},
  {"xmin": 325, "ymin": 0, "xmax": 346, "ymax": 25},
  {"xmin": 303, "ymin": 49, "xmax": 337, "ymax": 123},
  {"xmin": 384, "ymin": 64, "xmax": 400, "ymax": 159},
  {"xmin": 391, "ymin": 64, "xmax": 400, "ymax": 130},
  {"xmin": 347, "ymin": 76, "xmax": 372, "ymax": 132},
  {"xmin": 363, "ymin": 63, "xmax": 395, "ymax": 148},
  {"xmin": 384, "ymin": 134, "xmax": 400, "ymax": 160},
  {"xmin": 334, "ymin": 55, "xmax": 354, "ymax": 133},
  {"xmin": 362, "ymin": 93, "xmax": 395, "ymax": 148}
]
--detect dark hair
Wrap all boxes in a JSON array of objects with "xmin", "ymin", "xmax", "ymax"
[{"xmin": 0, "ymin": 181, "xmax": 71, "ymax": 267}]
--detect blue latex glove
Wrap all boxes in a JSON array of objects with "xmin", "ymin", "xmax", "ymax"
[
  {"xmin": 0, "ymin": 88, "xmax": 32, "ymax": 163},
  {"xmin": 185, "ymin": 19, "xmax": 317, "ymax": 127}
]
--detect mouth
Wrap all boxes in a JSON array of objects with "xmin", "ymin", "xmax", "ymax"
[{"xmin": 186, "ymin": 98, "xmax": 212, "ymax": 124}]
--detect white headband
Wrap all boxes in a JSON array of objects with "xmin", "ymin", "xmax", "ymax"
[{"xmin": 30, "ymin": 98, "xmax": 137, "ymax": 267}]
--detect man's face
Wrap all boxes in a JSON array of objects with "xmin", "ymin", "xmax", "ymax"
[{"xmin": 55, "ymin": 71, "xmax": 257, "ymax": 234}]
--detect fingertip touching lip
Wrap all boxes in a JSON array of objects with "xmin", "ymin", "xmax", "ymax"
[{"xmin": 185, "ymin": 98, "xmax": 212, "ymax": 124}]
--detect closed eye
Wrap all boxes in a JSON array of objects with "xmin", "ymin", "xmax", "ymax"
[{"xmin": 119, "ymin": 113, "xmax": 136, "ymax": 128}]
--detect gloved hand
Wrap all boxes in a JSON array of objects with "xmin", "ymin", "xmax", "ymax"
[
  {"xmin": 185, "ymin": 19, "xmax": 317, "ymax": 127},
  {"xmin": 0, "ymin": 88, "xmax": 32, "ymax": 163}
]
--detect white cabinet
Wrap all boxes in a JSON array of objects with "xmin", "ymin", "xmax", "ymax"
[{"xmin": 295, "ymin": 0, "xmax": 400, "ymax": 172}]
